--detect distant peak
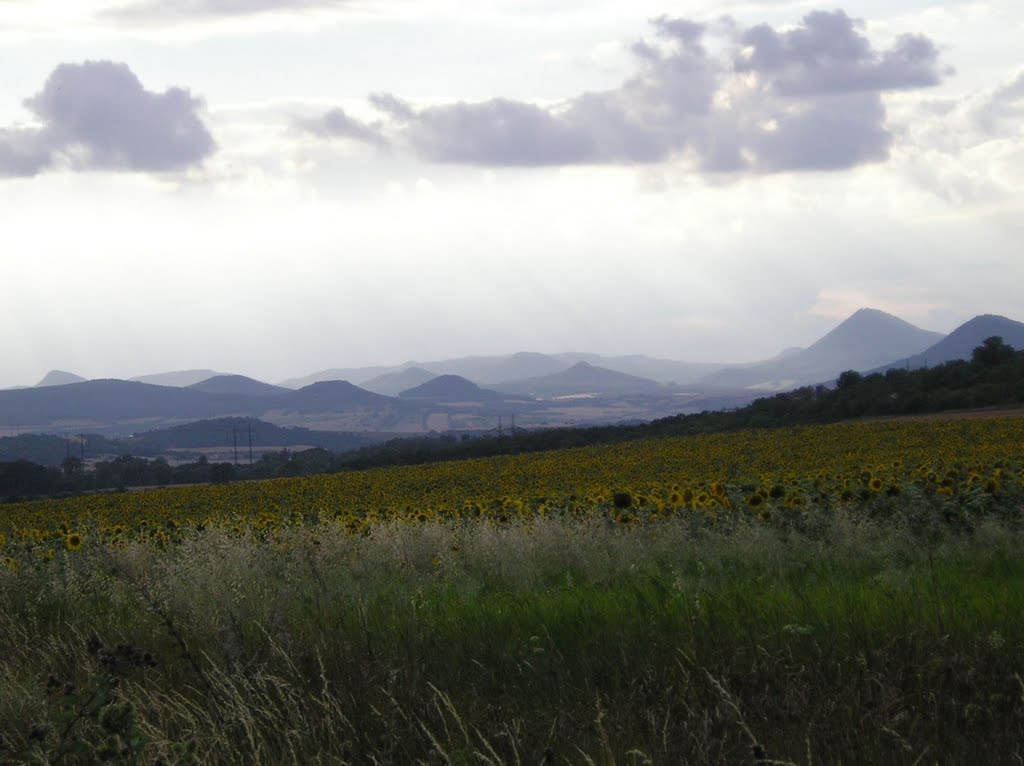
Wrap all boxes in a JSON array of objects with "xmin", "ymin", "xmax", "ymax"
[
  {"xmin": 198, "ymin": 374, "xmax": 253, "ymax": 383},
  {"xmin": 35, "ymin": 370, "xmax": 87, "ymax": 387},
  {"xmin": 824, "ymin": 307, "xmax": 933, "ymax": 335},
  {"xmin": 959, "ymin": 313, "xmax": 1013, "ymax": 326},
  {"xmin": 846, "ymin": 307, "xmax": 897, "ymax": 321},
  {"xmin": 305, "ymin": 379, "xmax": 357, "ymax": 388}
]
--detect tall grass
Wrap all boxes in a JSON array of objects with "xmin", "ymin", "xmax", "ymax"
[{"xmin": 1, "ymin": 511, "xmax": 1023, "ymax": 764}]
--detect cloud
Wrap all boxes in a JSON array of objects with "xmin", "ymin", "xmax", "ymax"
[
  {"xmin": 0, "ymin": 60, "xmax": 214, "ymax": 177},
  {"xmin": 396, "ymin": 98, "xmax": 597, "ymax": 166},
  {"xmin": 369, "ymin": 93, "xmax": 417, "ymax": 123},
  {"xmin": 310, "ymin": 9, "xmax": 945, "ymax": 174},
  {"xmin": 0, "ymin": 127, "xmax": 51, "ymax": 177},
  {"xmin": 295, "ymin": 106, "xmax": 386, "ymax": 147},
  {"xmin": 102, "ymin": 0, "xmax": 346, "ymax": 23},
  {"xmin": 747, "ymin": 92, "xmax": 891, "ymax": 172},
  {"xmin": 736, "ymin": 10, "xmax": 941, "ymax": 96},
  {"xmin": 975, "ymin": 69, "xmax": 1024, "ymax": 135}
]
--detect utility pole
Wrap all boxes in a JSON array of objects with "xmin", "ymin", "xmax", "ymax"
[
  {"xmin": 232, "ymin": 423, "xmax": 239, "ymax": 465},
  {"xmin": 247, "ymin": 420, "xmax": 254, "ymax": 465}
]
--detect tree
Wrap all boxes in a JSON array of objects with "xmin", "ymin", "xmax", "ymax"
[
  {"xmin": 836, "ymin": 370, "xmax": 863, "ymax": 390},
  {"xmin": 972, "ymin": 336, "xmax": 1015, "ymax": 366}
]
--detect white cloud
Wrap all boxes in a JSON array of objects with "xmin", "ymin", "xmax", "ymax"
[
  {"xmin": 0, "ymin": 60, "xmax": 214, "ymax": 176},
  {"xmin": 307, "ymin": 10, "xmax": 946, "ymax": 174}
]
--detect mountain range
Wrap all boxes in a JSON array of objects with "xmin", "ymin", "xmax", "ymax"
[{"xmin": 5, "ymin": 309, "xmax": 1023, "ymax": 436}]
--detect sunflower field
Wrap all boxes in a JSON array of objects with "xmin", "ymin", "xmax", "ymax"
[{"xmin": 2, "ymin": 415, "xmax": 1022, "ymax": 564}]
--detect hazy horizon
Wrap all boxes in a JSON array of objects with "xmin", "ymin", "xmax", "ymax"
[
  {"xmin": 10, "ymin": 305, "xmax": 1014, "ymax": 389},
  {"xmin": 2, "ymin": 2, "xmax": 1022, "ymax": 389}
]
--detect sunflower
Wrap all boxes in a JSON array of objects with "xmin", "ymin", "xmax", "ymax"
[{"xmin": 65, "ymin": 532, "xmax": 83, "ymax": 551}]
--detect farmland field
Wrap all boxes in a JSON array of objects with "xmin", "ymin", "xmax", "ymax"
[{"xmin": 2, "ymin": 416, "xmax": 1023, "ymax": 764}]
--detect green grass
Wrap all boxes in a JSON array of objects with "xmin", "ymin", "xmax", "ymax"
[{"xmin": 1, "ymin": 512, "xmax": 1023, "ymax": 764}]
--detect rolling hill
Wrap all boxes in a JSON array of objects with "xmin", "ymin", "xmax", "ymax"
[
  {"xmin": 399, "ymin": 375, "xmax": 507, "ymax": 401},
  {"xmin": 548, "ymin": 354, "xmax": 722, "ymax": 385},
  {"xmin": 189, "ymin": 375, "xmax": 290, "ymax": 397},
  {"xmin": 361, "ymin": 367, "xmax": 438, "ymax": 396},
  {"xmin": 496, "ymin": 362, "xmax": 663, "ymax": 398},
  {"xmin": 269, "ymin": 381, "xmax": 396, "ymax": 414},
  {"xmin": 131, "ymin": 369, "xmax": 226, "ymax": 387},
  {"xmin": 0, "ymin": 379, "xmax": 249, "ymax": 429}
]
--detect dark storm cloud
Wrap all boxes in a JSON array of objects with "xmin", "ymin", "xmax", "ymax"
[
  {"xmin": 0, "ymin": 60, "xmax": 214, "ymax": 177},
  {"xmin": 312, "ymin": 9, "xmax": 944, "ymax": 174},
  {"xmin": 296, "ymin": 107, "xmax": 386, "ymax": 147},
  {"xmin": 102, "ymin": 0, "xmax": 346, "ymax": 23}
]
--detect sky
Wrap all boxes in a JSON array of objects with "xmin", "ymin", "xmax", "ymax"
[{"xmin": 1, "ymin": 0, "xmax": 1022, "ymax": 387}]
